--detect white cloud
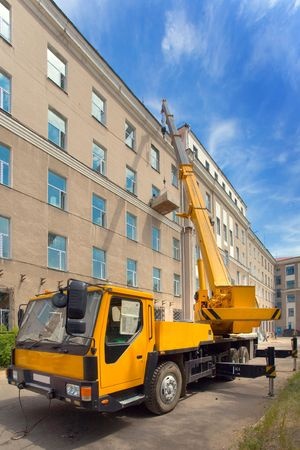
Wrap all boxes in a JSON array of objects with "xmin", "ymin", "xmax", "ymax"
[
  {"xmin": 161, "ymin": 10, "xmax": 201, "ymax": 62},
  {"xmin": 265, "ymin": 214, "xmax": 300, "ymax": 257},
  {"xmin": 273, "ymin": 152, "xmax": 288, "ymax": 164},
  {"xmin": 208, "ymin": 119, "xmax": 238, "ymax": 156}
]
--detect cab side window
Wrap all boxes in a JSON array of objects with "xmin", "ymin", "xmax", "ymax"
[{"xmin": 105, "ymin": 297, "xmax": 142, "ymax": 363}]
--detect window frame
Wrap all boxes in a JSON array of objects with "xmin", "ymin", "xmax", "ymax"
[
  {"xmin": 92, "ymin": 141, "xmax": 106, "ymax": 175},
  {"xmin": 172, "ymin": 237, "xmax": 180, "ymax": 260},
  {"xmin": 0, "ymin": 69, "xmax": 11, "ymax": 113},
  {"xmin": 47, "ymin": 232, "xmax": 67, "ymax": 271},
  {"xmin": 153, "ymin": 267, "xmax": 161, "ymax": 292},
  {"xmin": 92, "ymin": 90, "xmax": 106, "ymax": 125},
  {"xmin": 126, "ymin": 212, "xmax": 137, "ymax": 241},
  {"xmin": 47, "ymin": 47, "xmax": 66, "ymax": 90},
  {"xmin": 92, "ymin": 193, "xmax": 106, "ymax": 227},
  {"xmin": 48, "ymin": 170, "xmax": 67, "ymax": 210},
  {"xmin": 127, "ymin": 258, "xmax": 137, "ymax": 287},
  {"xmin": 125, "ymin": 166, "xmax": 137, "ymax": 195},
  {"xmin": 0, "ymin": 1, "xmax": 11, "ymax": 43},
  {"xmin": 92, "ymin": 246, "xmax": 106, "ymax": 280},
  {"xmin": 0, "ymin": 143, "xmax": 10, "ymax": 186},
  {"xmin": 171, "ymin": 164, "xmax": 178, "ymax": 188},
  {"xmin": 0, "ymin": 215, "xmax": 10, "ymax": 259},
  {"xmin": 48, "ymin": 108, "xmax": 66, "ymax": 149},
  {"xmin": 173, "ymin": 273, "xmax": 181, "ymax": 297},
  {"xmin": 125, "ymin": 121, "xmax": 135, "ymax": 150},
  {"xmin": 150, "ymin": 145, "xmax": 160, "ymax": 172},
  {"xmin": 152, "ymin": 226, "xmax": 160, "ymax": 252}
]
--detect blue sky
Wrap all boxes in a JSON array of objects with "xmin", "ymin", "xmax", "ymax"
[{"xmin": 55, "ymin": 0, "xmax": 300, "ymax": 258}]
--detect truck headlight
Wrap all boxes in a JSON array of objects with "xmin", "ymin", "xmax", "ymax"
[{"xmin": 66, "ymin": 383, "xmax": 80, "ymax": 397}]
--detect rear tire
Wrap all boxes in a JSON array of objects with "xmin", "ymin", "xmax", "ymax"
[
  {"xmin": 145, "ymin": 361, "xmax": 182, "ymax": 415},
  {"xmin": 238, "ymin": 346, "xmax": 249, "ymax": 364}
]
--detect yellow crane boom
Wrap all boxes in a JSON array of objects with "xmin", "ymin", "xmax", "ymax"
[{"xmin": 161, "ymin": 99, "xmax": 280, "ymax": 334}]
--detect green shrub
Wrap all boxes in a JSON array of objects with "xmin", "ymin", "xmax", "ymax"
[{"xmin": 0, "ymin": 330, "xmax": 17, "ymax": 368}]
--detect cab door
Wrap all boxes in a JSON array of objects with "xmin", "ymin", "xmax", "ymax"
[{"xmin": 99, "ymin": 295, "xmax": 154, "ymax": 394}]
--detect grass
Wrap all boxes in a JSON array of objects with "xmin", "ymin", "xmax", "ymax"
[{"xmin": 236, "ymin": 371, "xmax": 300, "ymax": 450}]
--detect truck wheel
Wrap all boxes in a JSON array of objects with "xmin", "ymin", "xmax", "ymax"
[
  {"xmin": 230, "ymin": 348, "xmax": 239, "ymax": 363},
  {"xmin": 238, "ymin": 346, "xmax": 249, "ymax": 364},
  {"xmin": 145, "ymin": 361, "xmax": 182, "ymax": 415},
  {"xmin": 218, "ymin": 348, "xmax": 238, "ymax": 381}
]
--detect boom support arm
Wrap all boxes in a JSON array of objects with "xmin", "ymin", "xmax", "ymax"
[
  {"xmin": 161, "ymin": 99, "xmax": 281, "ymax": 334},
  {"xmin": 161, "ymin": 99, "xmax": 231, "ymax": 292}
]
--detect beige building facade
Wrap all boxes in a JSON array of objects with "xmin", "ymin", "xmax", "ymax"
[
  {"xmin": 0, "ymin": 0, "xmax": 275, "ymax": 330},
  {"xmin": 275, "ymin": 256, "xmax": 300, "ymax": 336}
]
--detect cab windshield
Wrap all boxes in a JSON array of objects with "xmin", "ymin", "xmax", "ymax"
[{"xmin": 16, "ymin": 291, "xmax": 101, "ymax": 355}]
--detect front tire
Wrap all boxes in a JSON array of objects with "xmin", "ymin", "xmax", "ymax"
[{"xmin": 145, "ymin": 361, "xmax": 182, "ymax": 415}]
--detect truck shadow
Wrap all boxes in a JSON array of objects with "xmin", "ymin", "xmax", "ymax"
[{"xmin": 0, "ymin": 392, "xmax": 151, "ymax": 449}]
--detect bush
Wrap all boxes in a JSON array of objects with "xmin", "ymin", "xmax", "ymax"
[{"xmin": 0, "ymin": 329, "xmax": 17, "ymax": 368}]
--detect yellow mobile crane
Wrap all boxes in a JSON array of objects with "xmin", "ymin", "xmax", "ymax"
[{"xmin": 7, "ymin": 101, "xmax": 281, "ymax": 415}]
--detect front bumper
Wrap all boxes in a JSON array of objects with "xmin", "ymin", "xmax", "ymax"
[{"xmin": 7, "ymin": 366, "xmax": 99, "ymax": 410}]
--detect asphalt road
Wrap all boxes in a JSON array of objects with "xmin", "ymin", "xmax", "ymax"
[{"xmin": 0, "ymin": 337, "xmax": 298, "ymax": 450}]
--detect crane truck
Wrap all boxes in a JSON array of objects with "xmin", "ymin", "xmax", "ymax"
[{"xmin": 7, "ymin": 100, "xmax": 281, "ymax": 415}]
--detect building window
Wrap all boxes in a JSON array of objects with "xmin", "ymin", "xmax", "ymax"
[
  {"xmin": 126, "ymin": 212, "xmax": 137, "ymax": 241},
  {"xmin": 48, "ymin": 171, "xmax": 66, "ymax": 210},
  {"xmin": 229, "ymin": 230, "xmax": 233, "ymax": 246},
  {"xmin": 286, "ymin": 265, "xmax": 295, "ymax": 276},
  {"xmin": 92, "ymin": 194, "xmax": 106, "ymax": 227},
  {"xmin": 172, "ymin": 209, "xmax": 179, "ymax": 224},
  {"xmin": 235, "ymin": 223, "xmax": 239, "ymax": 238},
  {"xmin": 0, "ymin": 143, "xmax": 10, "ymax": 186},
  {"xmin": 47, "ymin": 48, "xmax": 66, "ymax": 89},
  {"xmin": 126, "ymin": 166, "xmax": 136, "ymax": 194},
  {"xmin": 229, "ymin": 191, "xmax": 232, "ymax": 199},
  {"xmin": 152, "ymin": 185, "xmax": 160, "ymax": 198},
  {"xmin": 48, "ymin": 233, "xmax": 66, "ymax": 271},
  {"xmin": 153, "ymin": 267, "xmax": 161, "ymax": 292},
  {"xmin": 0, "ymin": 215, "xmax": 9, "ymax": 258},
  {"xmin": 193, "ymin": 145, "xmax": 198, "ymax": 159},
  {"xmin": 125, "ymin": 121, "xmax": 135, "ymax": 150},
  {"xmin": 287, "ymin": 295, "xmax": 295, "ymax": 303},
  {"xmin": 151, "ymin": 146, "xmax": 160, "ymax": 172},
  {"xmin": 92, "ymin": 247, "xmax": 106, "ymax": 279},
  {"xmin": 222, "ymin": 182, "xmax": 226, "ymax": 190},
  {"xmin": 48, "ymin": 109, "xmax": 66, "ymax": 149},
  {"xmin": 224, "ymin": 250, "xmax": 229, "ymax": 266},
  {"xmin": 205, "ymin": 160, "xmax": 210, "ymax": 172},
  {"xmin": 241, "ymin": 229, "xmax": 245, "ymax": 244},
  {"xmin": 152, "ymin": 226, "xmax": 160, "ymax": 252},
  {"xmin": 173, "ymin": 308, "xmax": 182, "ymax": 321},
  {"xmin": 171, "ymin": 164, "xmax": 178, "ymax": 187},
  {"xmin": 0, "ymin": 1, "xmax": 10, "ymax": 42},
  {"xmin": 0, "ymin": 70, "xmax": 10, "ymax": 112},
  {"xmin": 205, "ymin": 193, "xmax": 211, "ymax": 212},
  {"xmin": 237, "ymin": 271, "xmax": 240, "ymax": 284},
  {"xmin": 223, "ymin": 224, "xmax": 228, "ymax": 242},
  {"xmin": 173, "ymin": 238, "xmax": 180, "ymax": 260},
  {"xmin": 155, "ymin": 307, "xmax": 165, "ymax": 321},
  {"xmin": 236, "ymin": 246, "xmax": 240, "ymax": 261},
  {"xmin": 288, "ymin": 308, "xmax": 294, "ymax": 318},
  {"xmin": 92, "ymin": 142, "xmax": 106, "ymax": 175},
  {"xmin": 92, "ymin": 91, "xmax": 106, "ymax": 124},
  {"xmin": 216, "ymin": 217, "xmax": 221, "ymax": 235},
  {"xmin": 127, "ymin": 258, "xmax": 137, "ymax": 286},
  {"xmin": 286, "ymin": 280, "xmax": 295, "ymax": 289},
  {"xmin": 173, "ymin": 274, "xmax": 181, "ymax": 296},
  {"xmin": 276, "ymin": 289, "xmax": 281, "ymax": 298}
]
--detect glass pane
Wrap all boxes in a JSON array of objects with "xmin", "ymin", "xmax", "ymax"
[
  {"xmin": 0, "ymin": 72, "xmax": 10, "ymax": 92},
  {"xmin": 48, "ymin": 123, "xmax": 60, "ymax": 145},
  {"xmin": 48, "ymin": 110, "xmax": 65, "ymax": 133},
  {"xmin": 48, "ymin": 247, "xmax": 59, "ymax": 269},
  {"xmin": 48, "ymin": 171, "xmax": 66, "ymax": 191},
  {"xmin": 48, "ymin": 185, "xmax": 60, "ymax": 207}
]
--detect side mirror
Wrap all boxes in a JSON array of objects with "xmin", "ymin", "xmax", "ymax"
[
  {"xmin": 52, "ymin": 292, "xmax": 67, "ymax": 308},
  {"xmin": 66, "ymin": 280, "xmax": 87, "ymax": 335}
]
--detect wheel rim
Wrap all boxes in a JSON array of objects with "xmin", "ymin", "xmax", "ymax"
[{"xmin": 160, "ymin": 374, "xmax": 177, "ymax": 404}]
